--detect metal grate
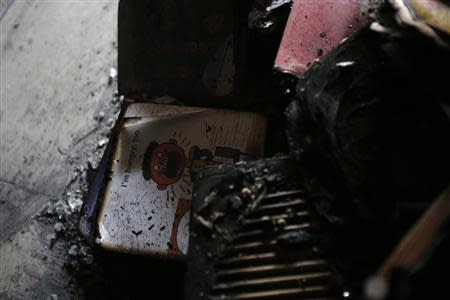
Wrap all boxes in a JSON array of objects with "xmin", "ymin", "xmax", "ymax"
[
  {"xmin": 185, "ymin": 159, "xmax": 338, "ymax": 300},
  {"xmin": 209, "ymin": 191, "xmax": 333, "ymax": 300}
]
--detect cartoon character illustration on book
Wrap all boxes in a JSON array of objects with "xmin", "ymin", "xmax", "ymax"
[
  {"xmin": 142, "ymin": 138, "xmax": 249, "ymax": 254},
  {"xmin": 142, "ymin": 139, "xmax": 216, "ymax": 190}
]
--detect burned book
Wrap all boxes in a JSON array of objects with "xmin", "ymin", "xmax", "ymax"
[{"xmin": 91, "ymin": 102, "xmax": 266, "ymax": 257}]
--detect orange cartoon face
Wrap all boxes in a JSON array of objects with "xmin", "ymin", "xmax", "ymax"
[{"xmin": 142, "ymin": 140, "xmax": 187, "ymax": 190}]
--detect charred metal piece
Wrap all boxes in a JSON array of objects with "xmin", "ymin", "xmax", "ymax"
[{"xmin": 185, "ymin": 158, "xmax": 340, "ymax": 300}]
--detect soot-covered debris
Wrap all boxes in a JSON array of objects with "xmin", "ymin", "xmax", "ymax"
[
  {"xmin": 26, "ymin": 1, "xmax": 450, "ymax": 299},
  {"xmin": 185, "ymin": 158, "xmax": 343, "ymax": 300},
  {"xmin": 285, "ymin": 3, "xmax": 450, "ymax": 298},
  {"xmin": 287, "ymin": 25, "xmax": 450, "ymax": 226},
  {"xmin": 36, "ymin": 68, "xmax": 123, "ymax": 295}
]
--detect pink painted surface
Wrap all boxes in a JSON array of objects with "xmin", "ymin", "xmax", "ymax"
[{"xmin": 275, "ymin": 0, "xmax": 367, "ymax": 74}]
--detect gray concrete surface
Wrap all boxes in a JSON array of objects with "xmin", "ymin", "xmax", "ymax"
[{"xmin": 0, "ymin": 1, "xmax": 119, "ymax": 298}]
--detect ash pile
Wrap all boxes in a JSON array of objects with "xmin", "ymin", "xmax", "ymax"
[{"xmin": 68, "ymin": 0, "xmax": 450, "ymax": 299}]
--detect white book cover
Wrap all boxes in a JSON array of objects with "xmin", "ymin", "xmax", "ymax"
[{"xmin": 97, "ymin": 102, "xmax": 267, "ymax": 257}]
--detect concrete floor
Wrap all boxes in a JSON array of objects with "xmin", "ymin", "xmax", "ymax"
[{"xmin": 0, "ymin": 1, "xmax": 119, "ymax": 298}]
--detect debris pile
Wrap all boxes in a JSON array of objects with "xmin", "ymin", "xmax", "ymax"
[
  {"xmin": 186, "ymin": 158, "xmax": 341, "ymax": 300},
  {"xmin": 38, "ymin": 1, "xmax": 450, "ymax": 299},
  {"xmin": 36, "ymin": 69, "xmax": 123, "ymax": 297}
]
